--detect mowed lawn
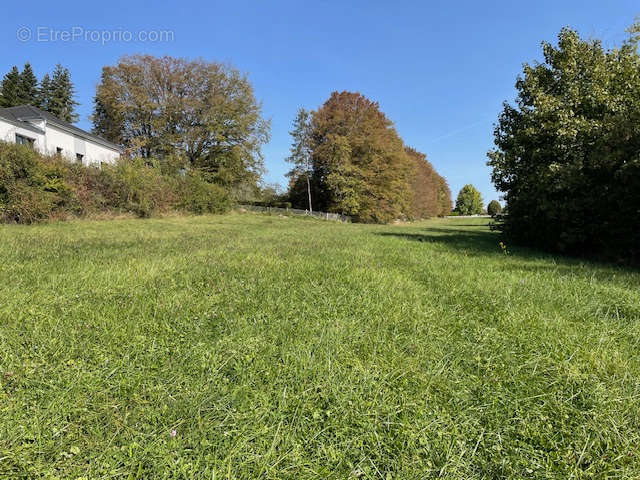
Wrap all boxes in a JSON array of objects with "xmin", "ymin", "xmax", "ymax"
[{"xmin": 1, "ymin": 214, "xmax": 639, "ymax": 479}]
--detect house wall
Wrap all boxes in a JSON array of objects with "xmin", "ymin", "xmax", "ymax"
[
  {"xmin": 0, "ymin": 119, "xmax": 120, "ymax": 166},
  {"xmin": 44, "ymin": 124, "xmax": 78, "ymax": 161},
  {"xmin": 45, "ymin": 124, "xmax": 120, "ymax": 165},
  {"xmin": 0, "ymin": 119, "xmax": 45, "ymax": 151}
]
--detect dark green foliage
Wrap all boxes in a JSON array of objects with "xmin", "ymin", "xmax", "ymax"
[
  {"xmin": 455, "ymin": 184, "xmax": 483, "ymax": 215},
  {"xmin": 37, "ymin": 74, "xmax": 53, "ymax": 111},
  {"xmin": 0, "ymin": 142, "xmax": 230, "ymax": 223},
  {"xmin": 0, "ymin": 66, "xmax": 21, "ymax": 108},
  {"xmin": 0, "ymin": 63, "xmax": 78, "ymax": 121},
  {"xmin": 487, "ymin": 200, "xmax": 502, "ymax": 217},
  {"xmin": 17, "ymin": 63, "xmax": 39, "ymax": 106},
  {"xmin": 488, "ymin": 25, "xmax": 640, "ymax": 262},
  {"xmin": 47, "ymin": 64, "xmax": 79, "ymax": 123}
]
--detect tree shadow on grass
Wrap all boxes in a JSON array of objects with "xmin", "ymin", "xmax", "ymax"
[{"xmin": 376, "ymin": 227, "xmax": 640, "ymax": 285}]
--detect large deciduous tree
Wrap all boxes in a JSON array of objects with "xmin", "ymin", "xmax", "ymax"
[
  {"xmin": 92, "ymin": 55, "xmax": 270, "ymax": 194},
  {"xmin": 405, "ymin": 147, "xmax": 452, "ymax": 219},
  {"xmin": 455, "ymin": 184, "xmax": 483, "ymax": 215},
  {"xmin": 309, "ymin": 91, "xmax": 413, "ymax": 223},
  {"xmin": 488, "ymin": 24, "xmax": 640, "ymax": 261}
]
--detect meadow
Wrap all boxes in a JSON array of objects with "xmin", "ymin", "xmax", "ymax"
[{"xmin": 1, "ymin": 213, "xmax": 639, "ymax": 479}]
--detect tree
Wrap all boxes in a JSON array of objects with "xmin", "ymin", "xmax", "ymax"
[
  {"xmin": 309, "ymin": 91, "xmax": 413, "ymax": 223},
  {"xmin": 487, "ymin": 200, "xmax": 502, "ymax": 217},
  {"xmin": 405, "ymin": 147, "xmax": 451, "ymax": 218},
  {"xmin": 92, "ymin": 55, "xmax": 270, "ymax": 195},
  {"xmin": 38, "ymin": 74, "xmax": 53, "ymax": 111},
  {"xmin": 285, "ymin": 108, "xmax": 313, "ymax": 211},
  {"xmin": 48, "ymin": 64, "xmax": 79, "ymax": 123},
  {"xmin": 487, "ymin": 24, "xmax": 640, "ymax": 261},
  {"xmin": 17, "ymin": 63, "xmax": 39, "ymax": 106},
  {"xmin": 0, "ymin": 66, "xmax": 21, "ymax": 107},
  {"xmin": 455, "ymin": 184, "xmax": 483, "ymax": 215}
]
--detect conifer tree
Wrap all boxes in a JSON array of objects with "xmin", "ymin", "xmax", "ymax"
[
  {"xmin": 38, "ymin": 74, "xmax": 53, "ymax": 111},
  {"xmin": 285, "ymin": 108, "xmax": 314, "ymax": 212},
  {"xmin": 0, "ymin": 66, "xmax": 21, "ymax": 108},
  {"xmin": 49, "ymin": 64, "xmax": 79, "ymax": 122},
  {"xmin": 17, "ymin": 63, "xmax": 39, "ymax": 106}
]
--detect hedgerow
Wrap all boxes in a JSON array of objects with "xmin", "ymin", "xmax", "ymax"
[{"xmin": 0, "ymin": 142, "xmax": 231, "ymax": 223}]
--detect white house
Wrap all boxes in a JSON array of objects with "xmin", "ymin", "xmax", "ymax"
[{"xmin": 0, "ymin": 105, "xmax": 122, "ymax": 165}]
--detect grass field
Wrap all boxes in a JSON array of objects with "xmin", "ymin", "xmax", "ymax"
[{"xmin": 1, "ymin": 213, "xmax": 639, "ymax": 479}]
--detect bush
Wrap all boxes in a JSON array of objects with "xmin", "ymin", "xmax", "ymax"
[
  {"xmin": 176, "ymin": 173, "xmax": 231, "ymax": 214},
  {"xmin": 487, "ymin": 200, "xmax": 502, "ymax": 217},
  {"xmin": 0, "ymin": 142, "xmax": 232, "ymax": 223},
  {"xmin": 488, "ymin": 26, "xmax": 640, "ymax": 263}
]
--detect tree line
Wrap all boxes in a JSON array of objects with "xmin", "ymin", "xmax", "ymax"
[
  {"xmin": 0, "ymin": 63, "xmax": 78, "ymax": 123},
  {"xmin": 488, "ymin": 21, "xmax": 640, "ymax": 262},
  {"xmin": 284, "ymin": 91, "xmax": 451, "ymax": 223},
  {"xmin": 2, "ymin": 56, "xmax": 456, "ymax": 224}
]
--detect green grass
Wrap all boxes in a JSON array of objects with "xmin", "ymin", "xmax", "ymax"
[{"xmin": 1, "ymin": 213, "xmax": 639, "ymax": 479}]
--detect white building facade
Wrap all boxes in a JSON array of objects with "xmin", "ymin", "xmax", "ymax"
[{"xmin": 0, "ymin": 105, "xmax": 122, "ymax": 165}]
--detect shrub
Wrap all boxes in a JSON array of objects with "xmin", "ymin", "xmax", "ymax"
[
  {"xmin": 0, "ymin": 142, "xmax": 232, "ymax": 223},
  {"xmin": 487, "ymin": 200, "xmax": 502, "ymax": 217},
  {"xmin": 176, "ymin": 173, "xmax": 231, "ymax": 214}
]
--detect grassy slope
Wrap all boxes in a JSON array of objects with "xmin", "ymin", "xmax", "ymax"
[{"xmin": 0, "ymin": 214, "xmax": 639, "ymax": 479}]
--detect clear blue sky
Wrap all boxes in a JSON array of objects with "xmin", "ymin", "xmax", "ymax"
[{"xmin": 2, "ymin": 0, "xmax": 637, "ymax": 204}]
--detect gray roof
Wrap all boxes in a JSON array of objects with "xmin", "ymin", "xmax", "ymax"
[{"xmin": 0, "ymin": 105, "xmax": 122, "ymax": 152}]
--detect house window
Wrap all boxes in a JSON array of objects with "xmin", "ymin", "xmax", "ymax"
[
  {"xmin": 76, "ymin": 153, "xmax": 84, "ymax": 164},
  {"xmin": 56, "ymin": 147, "xmax": 63, "ymax": 155},
  {"xmin": 15, "ymin": 134, "xmax": 35, "ymax": 146}
]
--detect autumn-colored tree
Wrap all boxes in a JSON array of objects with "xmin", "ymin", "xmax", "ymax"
[
  {"xmin": 405, "ymin": 147, "xmax": 452, "ymax": 219},
  {"xmin": 92, "ymin": 55, "xmax": 270, "ymax": 195},
  {"xmin": 309, "ymin": 91, "xmax": 413, "ymax": 223}
]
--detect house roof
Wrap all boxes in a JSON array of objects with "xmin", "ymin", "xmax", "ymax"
[{"xmin": 0, "ymin": 105, "xmax": 123, "ymax": 152}]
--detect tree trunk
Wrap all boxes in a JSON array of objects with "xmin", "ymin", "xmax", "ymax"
[{"xmin": 306, "ymin": 174, "xmax": 313, "ymax": 213}]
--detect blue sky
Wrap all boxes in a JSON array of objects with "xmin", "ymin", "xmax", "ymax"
[{"xmin": 2, "ymin": 0, "xmax": 637, "ymax": 204}]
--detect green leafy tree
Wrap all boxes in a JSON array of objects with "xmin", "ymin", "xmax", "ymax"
[
  {"xmin": 455, "ymin": 184, "xmax": 483, "ymax": 215},
  {"xmin": 488, "ymin": 23, "xmax": 640, "ymax": 261},
  {"xmin": 17, "ymin": 63, "xmax": 39, "ymax": 106},
  {"xmin": 487, "ymin": 200, "xmax": 502, "ymax": 217},
  {"xmin": 93, "ymin": 55, "xmax": 269, "ymax": 196},
  {"xmin": 285, "ymin": 108, "xmax": 313, "ymax": 211},
  {"xmin": 0, "ymin": 66, "xmax": 21, "ymax": 107},
  {"xmin": 47, "ymin": 64, "xmax": 79, "ymax": 123}
]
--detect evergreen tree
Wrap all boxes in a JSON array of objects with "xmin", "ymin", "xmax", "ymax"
[
  {"xmin": 285, "ymin": 108, "xmax": 314, "ymax": 211},
  {"xmin": 49, "ymin": 64, "xmax": 79, "ymax": 123},
  {"xmin": 17, "ymin": 63, "xmax": 39, "ymax": 106},
  {"xmin": 0, "ymin": 66, "xmax": 21, "ymax": 108},
  {"xmin": 38, "ymin": 74, "xmax": 53, "ymax": 111}
]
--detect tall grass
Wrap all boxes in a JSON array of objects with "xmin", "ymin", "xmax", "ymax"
[{"xmin": 0, "ymin": 215, "xmax": 639, "ymax": 478}]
